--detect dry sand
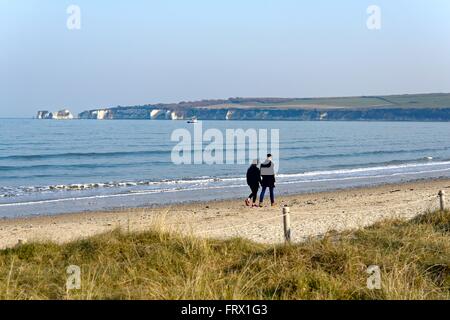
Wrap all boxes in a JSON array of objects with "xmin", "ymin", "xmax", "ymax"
[{"xmin": 1, "ymin": 179, "xmax": 449, "ymax": 249}]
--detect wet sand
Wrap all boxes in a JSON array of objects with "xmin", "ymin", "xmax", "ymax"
[{"xmin": 1, "ymin": 179, "xmax": 449, "ymax": 249}]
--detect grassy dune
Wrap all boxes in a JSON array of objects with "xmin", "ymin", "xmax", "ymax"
[{"xmin": 0, "ymin": 210, "xmax": 449, "ymax": 300}]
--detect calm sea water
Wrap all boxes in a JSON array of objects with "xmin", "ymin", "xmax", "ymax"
[{"xmin": 1, "ymin": 119, "xmax": 450, "ymax": 217}]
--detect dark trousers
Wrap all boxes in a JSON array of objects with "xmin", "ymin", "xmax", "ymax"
[
  {"xmin": 248, "ymin": 184, "xmax": 259, "ymax": 203},
  {"xmin": 260, "ymin": 186, "xmax": 275, "ymax": 204}
]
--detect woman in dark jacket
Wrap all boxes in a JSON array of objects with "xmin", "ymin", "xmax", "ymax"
[{"xmin": 245, "ymin": 160, "xmax": 261, "ymax": 207}]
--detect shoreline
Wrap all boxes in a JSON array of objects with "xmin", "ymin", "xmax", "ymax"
[
  {"xmin": 0, "ymin": 176, "xmax": 447, "ymax": 220},
  {"xmin": 1, "ymin": 178, "xmax": 449, "ymax": 249},
  {"xmin": 3, "ymin": 170, "xmax": 450, "ymax": 219}
]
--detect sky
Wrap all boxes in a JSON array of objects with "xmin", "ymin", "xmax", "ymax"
[{"xmin": 1, "ymin": 0, "xmax": 450, "ymax": 117}]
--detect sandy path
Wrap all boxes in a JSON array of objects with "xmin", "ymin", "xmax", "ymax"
[{"xmin": 1, "ymin": 179, "xmax": 449, "ymax": 249}]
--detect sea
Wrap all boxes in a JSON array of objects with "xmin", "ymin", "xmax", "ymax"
[{"xmin": 1, "ymin": 119, "xmax": 450, "ymax": 218}]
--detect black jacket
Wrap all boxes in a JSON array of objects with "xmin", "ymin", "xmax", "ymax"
[
  {"xmin": 261, "ymin": 175, "xmax": 275, "ymax": 188},
  {"xmin": 246, "ymin": 165, "xmax": 261, "ymax": 186}
]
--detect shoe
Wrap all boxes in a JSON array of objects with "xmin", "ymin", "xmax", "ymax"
[
  {"xmin": 245, "ymin": 199, "xmax": 251, "ymax": 207},
  {"xmin": 271, "ymin": 203, "xmax": 276, "ymax": 207},
  {"xmin": 259, "ymin": 203, "xmax": 264, "ymax": 208},
  {"xmin": 252, "ymin": 204, "xmax": 259, "ymax": 208}
]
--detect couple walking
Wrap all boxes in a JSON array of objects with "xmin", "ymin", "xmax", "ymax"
[{"xmin": 245, "ymin": 154, "xmax": 276, "ymax": 208}]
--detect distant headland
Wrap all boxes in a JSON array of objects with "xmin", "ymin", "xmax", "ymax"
[{"xmin": 38, "ymin": 93, "xmax": 450, "ymax": 121}]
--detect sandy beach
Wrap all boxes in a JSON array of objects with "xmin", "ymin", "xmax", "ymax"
[{"xmin": 1, "ymin": 179, "xmax": 449, "ymax": 249}]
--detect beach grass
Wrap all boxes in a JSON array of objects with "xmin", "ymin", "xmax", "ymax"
[{"xmin": 0, "ymin": 210, "xmax": 449, "ymax": 300}]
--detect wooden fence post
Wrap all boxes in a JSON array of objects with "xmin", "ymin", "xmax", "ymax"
[
  {"xmin": 438, "ymin": 190, "xmax": 445, "ymax": 211},
  {"xmin": 283, "ymin": 206, "xmax": 291, "ymax": 243}
]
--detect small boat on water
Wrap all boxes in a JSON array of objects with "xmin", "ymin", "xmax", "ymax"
[{"xmin": 187, "ymin": 117, "xmax": 198, "ymax": 123}]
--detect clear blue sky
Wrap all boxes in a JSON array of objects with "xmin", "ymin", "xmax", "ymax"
[{"xmin": 1, "ymin": 0, "xmax": 450, "ymax": 117}]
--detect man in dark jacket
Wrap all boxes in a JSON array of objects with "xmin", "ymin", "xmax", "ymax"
[
  {"xmin": 245, "ymin": 160, "xmax": 261, "ymax": 207},
  {"xmin": 259, "ymin": 154, "xmax": 276, "ymax": 207}
]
